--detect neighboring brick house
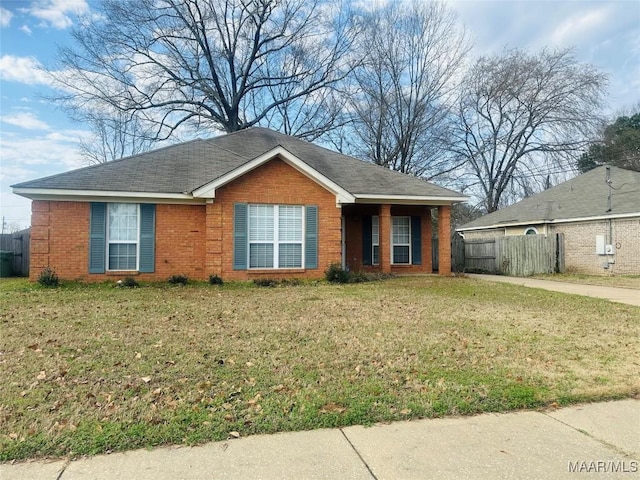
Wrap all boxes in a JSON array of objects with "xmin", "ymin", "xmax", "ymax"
[
  {"xmin": 12, "ymin": 128, "xmax": 467, "ymax": 282},
  {"xmin": 457, "ymin": 166, "xmax": 640, "ymax": 275}
]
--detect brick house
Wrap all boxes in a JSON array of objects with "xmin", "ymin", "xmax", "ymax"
[
  {"xmin": 12, "ymin": 128, "xmax": 467, "ymax": 282},
  {"xmin": 457, "ymin": 166, "xmax": 640, "ymax": 275}
]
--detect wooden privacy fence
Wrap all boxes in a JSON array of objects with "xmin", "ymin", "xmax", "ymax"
[
  {"xmin": 454, "ymin": 234, "xmax": 565, "ymax": 276},
  {"xmin": 0, "ymin": 230, "xmax": 30, "ymax": 277}
]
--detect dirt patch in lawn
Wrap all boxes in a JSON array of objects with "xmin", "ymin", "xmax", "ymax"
[{"xmin": 1, "ymin": 276, "xmax": 638, "ymax": 460}]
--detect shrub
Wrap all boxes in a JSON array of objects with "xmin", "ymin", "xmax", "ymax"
[
  {"xmin": 348, "ymin": 271, "xmax": 370, "ymax": 283},
  {"xmin": 209, "ymin": 274, "xmax": 224, "ymax": 286},
  {"xmin": 168, "ymin": 274, "xmax": 189, "ymax": 286},
  {"xmin": 38, "ymin": 267, "xmax": 59, "ymax": 288},
  {"xmin": 117, "ymin": 277, "xmax": 139, "ymax": 288},
  {"xmin": 324, "ymin": 263, "xmax": 350, "ymax": 283}
]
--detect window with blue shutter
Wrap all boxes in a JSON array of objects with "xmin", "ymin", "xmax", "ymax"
[
  {"xmin": 362, "ymin": 215, "xmax": 372, "ymax": 266},
  {"xmin": 90, "ymin": 202, "xmax": 155, "ymax": 273},
  {"xmin": 236, "ymin": 203, "xmax": 318, "ymax": 270},
  {"xmin": 411, "ymin": 216, "xmax": 422, "ymax": 265},
  {"xmin": 305, "ymin": 205, "xmax": 318, "ymax": 269},
  {"xmin": 139, "ymin": 204, "xmax": 155, "ymax": 273},
  {"xmin": 89, "ymin": 203, "xmax": 106, "ymax": 273},
  {"xmin": 233, "ymin": 203, "xmax": 248, "ymax": 270}
]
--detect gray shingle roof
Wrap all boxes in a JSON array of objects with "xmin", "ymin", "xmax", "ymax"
[
  {"xmin": 459, "ymin": 166, "xmax": 640, "ymax": 230},
  {"xmin": 12, "ymin": 127, "xmax": 464, "ymax": 200}
]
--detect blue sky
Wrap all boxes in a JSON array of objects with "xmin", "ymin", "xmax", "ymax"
[{"xmin": 1, "ymin": 0, "xmax": 639, "ymax": 231}]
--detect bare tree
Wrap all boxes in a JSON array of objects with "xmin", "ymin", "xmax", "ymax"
[
  {"xmin": 51, "ymin": 0, "xmax": 357, "ymax": 142},
  {"xmin": 77, "ymin": 110, "xmax": 156, "ymax": 164},
  {"xmin": 345, "ymin": 1, "xmax": 469, "ymax": 178},
  {"xmin": 450, "ymin": 48, "xmax": 608, "ymax": 213}
]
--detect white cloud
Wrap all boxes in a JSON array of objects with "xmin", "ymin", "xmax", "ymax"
[
  {"xmin": 26, "ymin": 0, "xmax": 89, "ymax": 29},
  {"xmin": 2, "ymin": 111, "xmax": 50, "ymax": 130},
  {"xmin": 20, "ymin": 24, "xmax": 33, "ymax": 35},
  {"xmin": 0, "ymin": 7, "xmax": 13, "ymax": 27},
  {"xmin": 0, "ymin": 127, "xmax": 90, "ymax": 228},
  {"xmin": 0, "ymin": 55, "xmax": 52, "ymax": 85},
  {"xmin": 550, "ymin": 7, "xmax": 610, "ymax": 47},
  {"xmin": 0, "ymin": 129, "xmax": 88, "ymax": 169}
]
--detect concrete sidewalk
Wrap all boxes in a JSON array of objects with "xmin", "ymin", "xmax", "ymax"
[
  {"xmin": 468, "ymin": 274, "xmax": 640, "ymax": 306},
  {"xmin": 4, "ymin": 399, "xmax": 639, "ymax": 480}
]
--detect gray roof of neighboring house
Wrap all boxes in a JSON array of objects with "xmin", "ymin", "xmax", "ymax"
[
  {"xmin": 12, "ymin": 127, "xmax": 464, "ymax": 200},
  {"xmin": 459, "ymin": 166, "xmax": 640, "ymax": 230}
]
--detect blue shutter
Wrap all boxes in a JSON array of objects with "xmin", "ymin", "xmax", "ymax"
[
  {"xmin": 89, "ymin": 203, "xmax": 106, "ymax": 273},
  {"xmin": 362, "ymin": 215, "xmax": 372, "ymax": 266},
  {"xmin": 139, "ymin": 204, "xmax": 155, "ymax": 273},
  {"xmin": 233, "ymin": 203, "xmax": 248, "ymax": 270},
  {"xmin": 305, "ymin": 205, "xmax": 318, "ymax": 269},
  {"xmin": 411, "ymin": 216, "xmax": 422, "ymax": 265}
]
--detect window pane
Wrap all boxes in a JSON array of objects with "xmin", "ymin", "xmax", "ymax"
[
  {"xmin": 278, "ymin": 206, "xmax": 302, "ymax": 242},
  {"xmin": 392, "ymin": 217, "xmax": 410, "ymax": 244},
  {"xmin": 249, "ymin": 243, "xmax": 274, "ymax": 268},
  {"xmin": 109, "ymin": 203, "xmax": 137, "ymax": 241},
  {"xmin": 249, "ymin": 205, "xmax": 274, "ymax": 241},
  {"xmin": 393, "ymin": 245, "xmax": 410, "ymax": 264},
  {"xmin": 279, "ymin": 243, "xmax": 302, "ymax": 268},
  {"xmin": 371, "ymin": 216, "xmax": 379, "ymax": 245},
  {"xmin": 373, "ymin": 245, "xmax": 379, "ymax": 265},
  {"xmin": 108, "ymin": 243, "xmax": 137, "ymax": 270}
]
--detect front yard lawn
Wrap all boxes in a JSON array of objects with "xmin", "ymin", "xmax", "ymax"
[{"xmin": 1, "ymin": 276, "xmax": 639, "ymax": 461}]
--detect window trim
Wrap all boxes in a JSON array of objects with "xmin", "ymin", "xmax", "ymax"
[
  {"xmin": 524, "ymin": 227, "xmax": 539, "ymax": 235},
  {"xmin": 391, "ymin": 216, "xmax": 411, "ymax": 265},
  {"xmin": 248, "ymin": 204, "xmax": 305, "ymax": 270},
  {"xmin": 106, "ymin": 203, "xmax": 140, "ymax": 271},
  {"xmin": 371, "ymin": 215, "xmax": 380, "ymax": 265}
]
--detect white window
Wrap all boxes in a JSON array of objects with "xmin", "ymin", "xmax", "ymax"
[
  {"xmin": 249, "ymin": 205, "xmax": 303, "ymax": 269},
  {"xmin": 107, "ymin": 203, "xmax": 139, "ymax": 270},
  {"xmin": 392, "ymin": 216, "xmax": 411, "ymax": 264},
  {"xmin": 524, "ymin": 227, "xmax": 538, "ymax": 235},
  {"xmin": 371, "ymin": 215, "xmax": 380, "ymax": 265}
]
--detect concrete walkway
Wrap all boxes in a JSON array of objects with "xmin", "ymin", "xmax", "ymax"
[
  {"xmin": 468, "ymin": 274, "xmax": 640, "ymax": 306},
  {"xmin": 3, "ymin": 399, "xmax": 639, "ymax": 480}
]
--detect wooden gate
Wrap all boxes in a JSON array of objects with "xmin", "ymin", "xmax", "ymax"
[
  {"xmin": 0, "ymin": 230, "xmax": 30, "ymax": 277},
  {"xmin": 454, "ymin": 234, "xmax": 565, "ymax": 276}
]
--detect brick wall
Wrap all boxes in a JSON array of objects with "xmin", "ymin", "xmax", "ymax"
[
  {"xmin": 30, "ymin": 200, "xmax": 89, "ymax": 281},
  {"xmin": 550, "ymin": 218, "xmax": 640, "ymax": 275},
  {"xmin": 211, "ymin": 158, "xmax": 342, "ymax": 280},
  {"xmin": 30, "ymin": 201, "xmax": 207, "ymax": 282}
]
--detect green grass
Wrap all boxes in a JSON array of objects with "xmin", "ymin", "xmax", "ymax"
[{"xmin": 1, "ymin": 276, "xmax": 639, "ymax": 461}]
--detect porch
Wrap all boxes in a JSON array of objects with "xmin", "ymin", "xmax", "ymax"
[{"xmin": 341, "ymin": 203, "xmax": 452, "ymax": 275}]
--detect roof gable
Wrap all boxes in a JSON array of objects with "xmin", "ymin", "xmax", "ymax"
[
  {"xmin": 13, "ymin": 127, "xmax": 467, "ymax": 205},
  {"xmin": 459, "ymin": 166, "xmax": 640, "ymax": 230},
  {"xmin": 192, "ymin": 146, "xmax": 356, "ymax": 203}
]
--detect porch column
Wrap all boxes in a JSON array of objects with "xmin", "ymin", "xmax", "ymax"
[
  {"xmin": 379, "ymin": 204, "xmax": 392, "ymax": 273},
  {"xmin": 438, "ymin": 205, "xmax": 451, "ymax": 276}
]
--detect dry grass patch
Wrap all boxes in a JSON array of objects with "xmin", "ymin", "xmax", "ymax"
[
  {"xmin": 534, "ymin": 273, "xmax": 640, "ymax": 290},
  {"xmin": 1, "ymin": 276, "xmax": 638, "ymax": 461}
]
